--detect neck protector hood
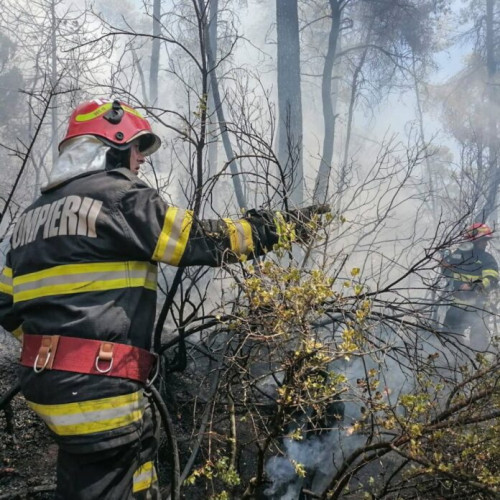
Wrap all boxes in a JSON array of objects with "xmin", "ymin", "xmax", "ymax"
[{"xmin": 42, "ymin": 136, "xmax": 110, "ymax": 193}]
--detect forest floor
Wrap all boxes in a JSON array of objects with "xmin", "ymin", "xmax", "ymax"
[{"xmin": 0, "ymin": 333, "xmax": 56, "ymax": 500}]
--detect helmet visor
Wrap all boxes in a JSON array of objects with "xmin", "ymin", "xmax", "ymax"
[
  {"xmin": 97, "ymin": 131, "xmax": 161, "ymax": 156},
  {"xmin": 135, "ymin": 131, "xmax": 161, "ymax": 156}
]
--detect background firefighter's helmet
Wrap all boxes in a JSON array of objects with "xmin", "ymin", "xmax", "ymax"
[
  {"xmin": 465, "ymin": 223, "xmax": 493, "ymax": 241},
  {"xmin": 59, "ymin": 99, "xmax": 161, "ymax": 156}
]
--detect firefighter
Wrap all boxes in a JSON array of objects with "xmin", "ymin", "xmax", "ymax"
[
  {"xmin": 0, "ymin": 99, "xmax": 325, "ymax": 499},
  {"xmin": 441, "ymin": 222, "xmax": 498, "ymax": 348}
]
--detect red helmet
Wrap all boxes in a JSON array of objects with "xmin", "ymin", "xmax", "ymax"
[
  {"xmin": 465, "ymin": 223, "xmax": 493, "ymax": 241},
  {"xmin": 59, "ymin": 99, "xmax": 161, "ymax": 156}
]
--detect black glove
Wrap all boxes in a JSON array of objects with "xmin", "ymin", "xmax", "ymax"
[
  {"xmin": 286, "ymin": 204, "xmax": 331, "ymax": 242},
  {"xmin": 244, "ymin": 204, "xmax": 331, "ymax": 247}
]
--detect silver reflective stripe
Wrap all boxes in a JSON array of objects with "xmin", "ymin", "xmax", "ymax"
[
  {"xmin": 153, "ymin": 207, "xmax": 193, "ymax": 265},
  {"xmin": 12, "ymin": 261, "xmax": 157, "ymax": 302},
  {"xmin": 223, "ymin": 218, "xmax": 254, "ymax": 256},
  {"xmin": 27, "ymin": 391, "xmax": 145, "ymax": 436},
  {"xmin": 33, "ymin": 397, "xmax": 146, "ymax": 426},
  {"xmin": 14, "ymin": 268, "xmax": 153, "ymax": 294},
  {"xmin": 133, "ymin": 461, "xmax": 158, "ymax": 492},
  {"xmin": 146, "ymin": 266, "xmax": 157, "ymax": 283},
  {"xmin": 233, "ymin": 220, "xmax": 245, "ymax": 253},
  {"xmin": 0, "ymin": 267, "xmax": 13, "ymax": 295}
]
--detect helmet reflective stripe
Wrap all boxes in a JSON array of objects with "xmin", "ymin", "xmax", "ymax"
[
  {"xmin": 465, "ymin": 222, "xmax": 493, "ymax": 240},
  {"xmin": 75, "ymin": 102, "xmax": 113, "ymax": 122},
  {"xmin": 75, "ymin": 102, "xmax": 144, "ymax": 122}
]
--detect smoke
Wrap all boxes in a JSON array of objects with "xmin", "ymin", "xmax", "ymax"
[
  {"xmin": 264, "ymin": 455, "xmax": 297, "ymax": 498},
  {"xmin": 262, "ymin": 320, "xmax": 453, "ymax": 499},
  {"xmin": 264, "ymin": 432, "xmax": 339, "ymax": 498},
  {"xmin": 264, "ymin": 417, "xmax": 372, "ymax": 498}
]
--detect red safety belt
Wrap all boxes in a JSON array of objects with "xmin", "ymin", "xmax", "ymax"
[{"xmin": 20, "ymin": 334, "xmax": 158, "ymax": 384}]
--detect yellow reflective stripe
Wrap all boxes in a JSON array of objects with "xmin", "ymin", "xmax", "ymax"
[
  {"xmin": 121, "ymin": 104, "xmax": 145, "ymax": 118},
  {"xmin": 13, "ymin": 261, "xmax": 157, "ymax": 303},
  {"xmin": 133, "ymin": 461, "xmax": 158, "ymax": 492},
  {"xmin": 452, "ymin": 272, "xmax": 481, "ymax": 282},
  {"xmin": 483, "ymin": 269, "xmax": 499, "ymax": 279},
  {"xmin": 454, "ymin": 297, "xmax": 477, "ymax": 305},
  {"xmin": 483, "ymin": 278, "xmax": 491, "ymax": 288},
  {"xmin": 38, "ymin": 413, "xmax": 144, "ymax": 436},
  {"xmin": 0, "ymin": 267, "xmax": 13, "ymax": 295},
  {"xmin": 224, "ymin": 219, "xmax": 238, "ymax": 251},
  {"xmin": 223, "ymin": 219, "xmax": 254, "ymax": 257},
  {"xmin": 13, "ymin": 261, "xmax": 150, "ymax": 285},
  {"xmin": 75, "ymin": 102, "xmax": 144, "ymax": 122},
  {"xmin": 241, "ymin": 220, "xmax": 254, "ymax": 254},
  {"xmin": 27, "ymin": 391, "xmax": 144, "ymax": 436},
  {"xmin": 29, "ymin": 390, "xmax": 142, "ymax": 416},
  {"xmin": 75, "ymin": 102, "xmax": 112, "ymax": 121},
  {"xmin": 152, "ymin": 208, "xmax": 193, "ymax": 265},
  {"xmin": 11, "ymin": 324, "xmax": 24, "ymax": 341},
  {"xmin": 15, "ymin": 279, "xmax": 151, "ymax": 302}
]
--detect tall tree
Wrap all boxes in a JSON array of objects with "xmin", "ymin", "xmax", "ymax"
[
  {"xmin": 433, "ymin": 0, "xmax": 500, "ymax": 222},
  {"xmin": 313, "ymin": 0, "xmax": 346, "ymax": 204},
  {"xmin": 206, "ymin": 0, "xmax": 219, "ymax": 179},
  {"xmin": 481, "ymin": 0, "xmax": 500, "ymax": 220},
  {"xmin": 276, "ymin": 0, "xmax": 304, "ymax": 205},
  {"xmin": 149, "ymin": 0, "xmax": 162, "ymax": 106}
]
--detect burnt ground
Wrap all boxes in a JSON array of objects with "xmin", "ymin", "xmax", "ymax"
[{"xmin": 0, "ymin": 333, "xmax": 56, "ymax": 500}]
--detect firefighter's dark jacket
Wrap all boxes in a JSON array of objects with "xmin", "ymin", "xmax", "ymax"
[
  {"xmin": 443, "ymin": 245, "xmax": 499, "ymax": 305},
  {"xmin": 0, "ymin": 167, "xmax": 279, "ymax": 453}
]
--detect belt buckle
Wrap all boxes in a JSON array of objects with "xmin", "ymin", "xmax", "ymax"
[
  {"xmin": 145, "ymin": 353, "xmax": 160, "ymax": 388},
  {"xmin": 95, "ymin": 342, "xmax": 114, "ymax": 374},
  {"xmin": 33, "ymin": 335, "xmax": 59, "ymax": 373},
  {"xmin": 33, "ymin": 351, "xmax": 50, "ymax": 373}
]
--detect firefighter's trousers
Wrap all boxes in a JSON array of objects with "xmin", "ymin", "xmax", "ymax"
[
  {"xmin": 55, "ymin": 399, "xmax": 160, "ymax": 499},
  {"xmin": 443, "ymin": 302, "xmax": 492, "ymax": 351}
]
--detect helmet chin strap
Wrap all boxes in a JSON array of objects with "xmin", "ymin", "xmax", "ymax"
[{"xmin": 105, "ymin": 147, "xmax": 131, "ymax": 171}]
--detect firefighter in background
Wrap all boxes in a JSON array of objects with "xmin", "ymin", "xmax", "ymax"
[
  {"xmin": 0, "ymin": 99, "xmax": 324, "ymax": 499},
  {"xmin": 441, "ymin": 223, "xmax": 499, "ymax": 347}
]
